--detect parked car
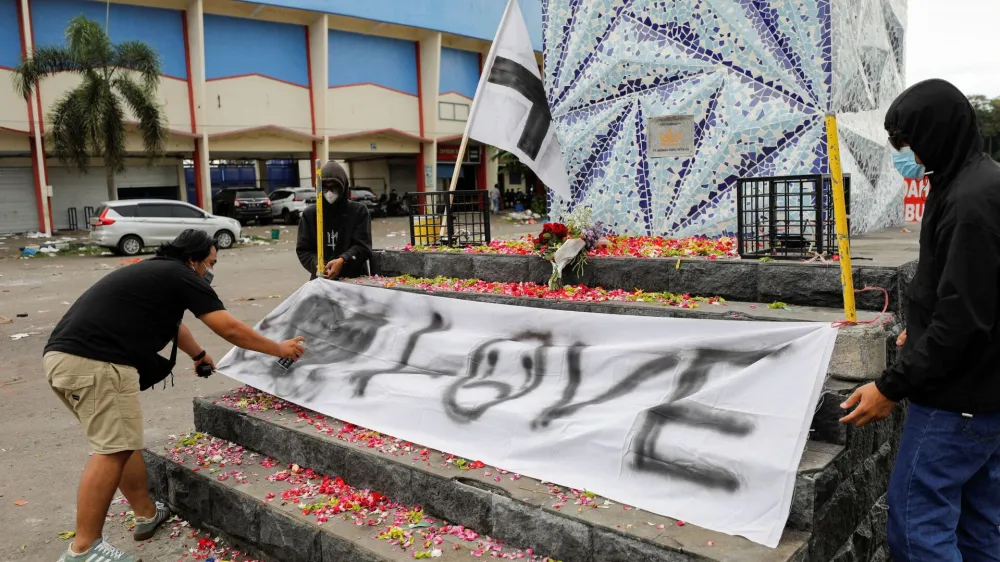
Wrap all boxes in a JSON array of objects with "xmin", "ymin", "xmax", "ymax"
[
  {"xmin": 90, "ymin": 199, "xmax": 243, "ymax": 256},
  {"xmin": 350, "ymin": 188, "xmax": 380, "ymax": 214},
  {"xmin": 269, "ymin": 187, "xmax": 317, "ymax": 224},
  {"xmin": 212, "ymin": 188, "xmax": 273, "ymax": 225}
]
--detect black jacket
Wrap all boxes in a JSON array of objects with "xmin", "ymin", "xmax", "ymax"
[
  {"xmin": 296, "ymin": 198, "xmax": 372, "ymax": 279},
  {"xmin": 876, "ymin": 79, "xmax": 1000, "ymax": 413}
]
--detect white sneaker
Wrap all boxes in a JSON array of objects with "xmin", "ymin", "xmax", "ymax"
[{"xmin": 58, "ymin": 537, "xmax": 141, "ymax": 562}]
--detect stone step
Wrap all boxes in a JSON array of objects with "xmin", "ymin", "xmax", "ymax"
[
  {"xmin": 142, "ymin": 436, "xmax": 553, "ymax": 562},
  {"xmin": 191, "ymin": 392, "xmax": 825, "ymax": 561},
  {"xmin": 372, "ymin": 250, "xmax": 916, "ymax": 313}
]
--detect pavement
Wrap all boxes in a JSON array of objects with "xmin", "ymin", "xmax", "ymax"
[{"xmin": 0, "ymin": 215, "xmax": 537, "ymax": 562}]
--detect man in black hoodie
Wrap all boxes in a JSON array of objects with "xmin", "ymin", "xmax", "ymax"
[
  {"xmin": 296, "ymin": 161, "xmax": 373, "ymax": 279},
  {"xmin": 839, "ymin": 79, "xmax": 1000, "ymax": 560}
]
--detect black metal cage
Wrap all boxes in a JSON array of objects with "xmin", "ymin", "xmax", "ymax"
[
  {"xmin": 406, "ymin": 190, "xmax": 492, "ymax": 247},
  {"xmin": 736, "ymin": 174, "xmax": 851, "ymax": 259}
]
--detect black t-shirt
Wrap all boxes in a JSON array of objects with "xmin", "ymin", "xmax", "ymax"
[{"xmin": 45, "ymin": 257, "xmax": 226, "ymax": 368}]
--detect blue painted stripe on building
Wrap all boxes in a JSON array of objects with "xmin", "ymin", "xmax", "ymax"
[
  {"xmin": 439, "ymin": 47, "xmax": 480, "ymax": 98},
  {"xmin": 329, "ymin": 30, "xmax": 416, "ymax": 95},
  {"xmin": 203, "ymin": 14, "xmax": 308, "ymax": 86},
  {"xmin": 0, "ymin": 0, "xmax": 21, "ymax": 69},
  {"xmin": 247, "ymin": 0, "xmax": 543, "ymax": 51},
  {"xmin": 29, "ymin": 0, "xmax": 187, "ymax": 79}
]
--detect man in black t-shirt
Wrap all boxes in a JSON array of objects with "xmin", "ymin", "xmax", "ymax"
[{"xmin": 45, "ymin": 230, "xmax": 306, "ymax": 562}]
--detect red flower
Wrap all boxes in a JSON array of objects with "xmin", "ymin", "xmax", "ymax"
[{"xmin": 542, "ymin": 223, "xmax": 569, "ymax": 239}]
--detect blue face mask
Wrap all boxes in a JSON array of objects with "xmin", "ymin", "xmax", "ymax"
[{"xmin": 892, "ymin": 146, "xmax": 926, "ymax": 180}]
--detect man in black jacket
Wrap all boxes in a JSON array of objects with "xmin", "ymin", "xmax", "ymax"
[
  {"xmin": 296, "ymin": 161, "xmax": 373, "ymax": 279},
  {"xmin": 840, "ymin": 79, "xmax": 1000, "ymax": 560}
]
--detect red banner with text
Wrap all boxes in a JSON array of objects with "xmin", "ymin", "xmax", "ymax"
[{"xmin": 904, "ymin": 177, "xmax": 930, "ymax": 223}]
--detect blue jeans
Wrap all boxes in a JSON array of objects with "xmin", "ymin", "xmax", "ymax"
[{"xmin": 888, "ymin": 402, "xmax": 1000, "ymax": 561}]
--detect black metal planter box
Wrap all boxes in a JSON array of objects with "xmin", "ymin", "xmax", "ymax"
[{"xmin": 737, "ymin": 174, "xmax": 851, "ymax": 260}]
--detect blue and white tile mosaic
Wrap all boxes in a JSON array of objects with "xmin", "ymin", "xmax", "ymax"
[{"xmin": 543, "ymin": 0, "xmax": 907, "ymax": 236}]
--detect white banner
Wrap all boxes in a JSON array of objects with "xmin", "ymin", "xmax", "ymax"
[{"xmin": 218, "ymin": 281, "xmax": 837, "ymax": 547}]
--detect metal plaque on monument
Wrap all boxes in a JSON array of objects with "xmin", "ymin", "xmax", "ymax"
[{"xmin": 647, "ymin": 115, "xmax": 695, "ymax": 158}]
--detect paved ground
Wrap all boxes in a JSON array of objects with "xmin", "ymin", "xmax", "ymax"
[{"xmin": 0, "ymin": 216, "xmax": 536, "ymax": 562}]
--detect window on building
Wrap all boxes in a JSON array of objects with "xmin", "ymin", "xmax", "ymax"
[
  {"xmin": 439, "ymin": 102, "xmax": 455, "ymax": 120},
  {"xmin": 439, "ymin": 101, "xmax": 471, "ymax": 122},
  {"xmin": 509, "ymin": 170, "xmax": 523, "ymax": 185}
]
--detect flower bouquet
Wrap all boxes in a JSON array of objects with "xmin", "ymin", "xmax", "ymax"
[{"xmin": 534, "ymin": 208, "xmax": 608, "ymax": 290}]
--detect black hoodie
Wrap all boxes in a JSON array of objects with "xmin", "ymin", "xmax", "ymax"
[
  {"xmin": 296, "ymin": 194, "xmax": 372, "ymax": 280},
  {"xmin": 876, "ymin": 79, "xmax": 1000, "ymax": 413}
]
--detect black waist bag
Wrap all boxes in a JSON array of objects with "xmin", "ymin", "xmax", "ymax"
[{"xmin": 137, "ymin": 325, "xmax": 180, "ymax": 391}]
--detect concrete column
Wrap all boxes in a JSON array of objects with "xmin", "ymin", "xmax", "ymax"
[
  {"xmin": 309, "ymin": 14, "xmax": 329, "ymax": 173},
  {"xmin": 416, "ymin": 31, "xmax": 441, "ymax": 191},
  {"xmin": 177, "ymin": 163, "xmax": 187, "ymax": 202},
  {"xmin": 485, "ymin": 146, "xmax": 498, "ymax": 192},
  {"xmin": 193, "ymin": 137, "xmax": 211, "ymax": 209},
  {"xmin": 481, "ymin": 48, "xmax": 499, "ymax": 199},
  {"xmin": 186, "ymin": 0, "xmax": 212, "ymax": 212},
  {"xmin": 18, "ymin": 0, "xmax": 51, "ymax": 234},
  {"xmin": 298, "ymin": 160, "xmax": 312, "ymax": 188},
  {"xmin": 255, "ymin": 159, "xmax": 268, "ymax": 190}
]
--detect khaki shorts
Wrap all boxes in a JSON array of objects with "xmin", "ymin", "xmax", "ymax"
[{"xmin": 44, "ymin": 351, "xmax": 143, "ymax": 454}]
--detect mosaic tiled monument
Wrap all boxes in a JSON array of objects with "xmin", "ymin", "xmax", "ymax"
[{"xmin": 543, "ymin": 0, "xmax": 907, "ymax": 236}]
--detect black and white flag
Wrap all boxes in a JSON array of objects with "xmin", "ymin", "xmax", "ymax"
[{"xmin": 467, "ymin": 0, "xmax": 572, "ymax": 201}]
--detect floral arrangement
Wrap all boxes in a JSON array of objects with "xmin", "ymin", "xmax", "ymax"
[
  {"xmin": 357, "ymin": 275, "xmax": 725, "ymax": 309},
  {"xmin": 535, "ymin": 222, "xmax": 570, "ymax": 248},
  {"xmin": 403, "ymin": 221, "xmax": 737, "ymax": 261},
  {"xmin": 531, "ymin": 207, "xmax": 610, "ymax": 288}
]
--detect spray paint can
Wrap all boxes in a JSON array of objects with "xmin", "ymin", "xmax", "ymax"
[{"xmin": 276, "ymin": 341, "xmax": 306, "ymax": 370}]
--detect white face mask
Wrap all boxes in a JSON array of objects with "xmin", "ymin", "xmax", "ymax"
[{"xmin": 324, "ymin": 190, "xmax": 338, "ymax": 205}]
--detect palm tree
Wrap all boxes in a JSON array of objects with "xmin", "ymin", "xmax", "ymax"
[
  {"xmin": 493, "ymin": 149, "xmax": 530, "ymax": 179},
  {"xmin": 13, "ymin": 15, "xmax": 167, "ymax": 201}
]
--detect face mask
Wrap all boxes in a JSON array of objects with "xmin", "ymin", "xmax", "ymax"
[
  {"xmin": 324, "ymin": 190, "xmax": 339, "ymax": 204},
  {"xmin": 202, "ymin": 262, "xmax": 215, "ymax": 285},
  {"xmin": 892, "ymin": 146, "xmax": 926, "ymax": 180}
]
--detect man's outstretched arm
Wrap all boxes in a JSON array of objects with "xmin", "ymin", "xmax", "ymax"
[{"xmin": 199, "ymin": 310, "xmax": 305, "ymax": 360}]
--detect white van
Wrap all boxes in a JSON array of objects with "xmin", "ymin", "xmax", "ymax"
[{"xmin": 89, "ymin": 199, "xmax": 243, "ymax": 256}]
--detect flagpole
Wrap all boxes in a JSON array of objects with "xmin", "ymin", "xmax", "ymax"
[
  {"xmin": 315, "ymin": 158, "xmax": 324, "ymax": 278},
  {"xmin": 445, "ymin": 135, "xmax": 471, "ymax": 193},
  {"xmin": 439, "ymin": 0, "xmax": 515, "ymax": 242}
]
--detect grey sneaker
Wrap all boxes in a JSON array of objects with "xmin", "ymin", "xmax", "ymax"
[
  {"xmin": 58, "ymin": 537, "xmax": 141, "ymax": 562},
  {"xmin": 133, "ymin": 500, "xmax": 170, "ymax": 541}
]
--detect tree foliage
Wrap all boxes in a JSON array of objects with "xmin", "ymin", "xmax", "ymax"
[
  {"xmin": 12, "ymin": 15, "xmax": 167, "ymax": 200},
  {"xmin": 970, "ymin": 95, "xmax": 1000, "ymax": 160},
  {"xmin": 494, "ymin": 149, "xmax": 540, "ymax": 190},
  {"xmin": 492, "ymin": 149, "xmax": 530, "ymax": 177}
]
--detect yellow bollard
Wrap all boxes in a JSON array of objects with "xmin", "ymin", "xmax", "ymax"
[
  {"xmin": 315, "ymin": 159, "xmax": 324, "ymax": 278},
  {"xmin": 824, "ymin": 113, "xmax": 857, "ymax": 322}
]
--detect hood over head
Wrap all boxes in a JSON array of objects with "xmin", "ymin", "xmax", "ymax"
[
  {"xmin": 884, "ymin": 79, "xmax": 983, "ymax": 189},
  {"xmin": 320, "ymin": 161, "xmax": 350, "ymax": 209}
]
